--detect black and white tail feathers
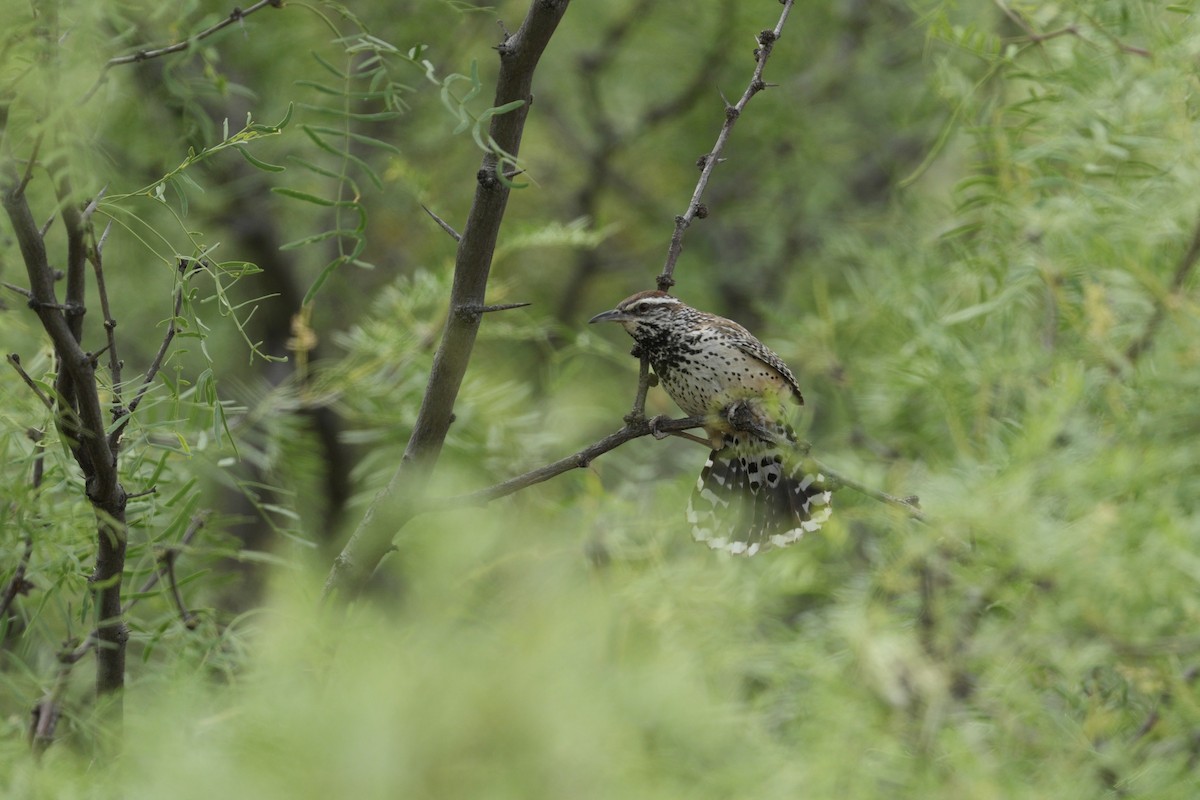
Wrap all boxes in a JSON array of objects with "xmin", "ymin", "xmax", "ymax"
[{"xmin": 685, "ymin": 431, "xmax": 832, "ymax": 556}]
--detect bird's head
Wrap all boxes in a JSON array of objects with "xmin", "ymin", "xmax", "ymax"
[{"xmin": 588, "ymin": 290, "xmax": 684, "ymax": 340}]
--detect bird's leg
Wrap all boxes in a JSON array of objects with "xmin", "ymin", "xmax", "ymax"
[
  {"xmin": 648, "ymin": 414, "xmax": 671, "ymax": 440},
  {"xmin": 644, "ymin": 413, "xmax": 712, "ymax": 446},
  {"xmin": 722, "ymin": 401, "xmax": 784, "ymax": 445}
]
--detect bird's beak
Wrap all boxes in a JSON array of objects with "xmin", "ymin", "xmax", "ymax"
[{"xmin": 588, "ymin": 308, "xmax": 631, "ymax": 324}]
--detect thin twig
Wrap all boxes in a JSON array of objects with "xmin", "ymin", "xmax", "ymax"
[
  {"xmin": 0, "ymin": 430, "xmax": 40, "ymax": 622},
  {"xmin": 429, "ymin": 415, "xmax": 707, "ymax": 509},
  {"xmin": 105, "ymin": 0, "xmax": 284, "ymax": 67},
  {"xmin": 111, "ymin": 261, "xmax": 188, "ymax": 449},
  {"xmin": 79, "ymin": 185, "xmax": 108, "ymax": 225},
  {"xmin": 994, "ymin": 0, "xmax": 1152, "ymax": 58},
  {"xmin": 13, "ymin": 135, "xmax": 42, "ymax": 199},
  {"xmin": 0, "ymin": 517, "xmax": 35, "ymax": 620},
  {"xmin": 88, "ymin": 220, "xmax": 122, "ymax": 403},
  {"xmin": 130, "ymin": 510, "xmax": 209, "ymax": 615},
  {"xmin": 160, "ymin": 549, "xmax": 199, "ymax": 630},
  {"xmin": 6, "ymin": 354, "xmax": 55, "ymax": 412},
  {"xmin": 810, "ymin": 456, "xmax": 926, "ymax": 521},
  {"xmin": 29, "ymin": 658, "xmax": 70, "ymax": 758},
  {"xmin": 657, "ymin": 0, "xmax": 795, "ymax": 291},
  {"xmin": 1124, "ymin": 213, "xmax": 1200, "ymax": 366},
  {"xmin": 1, "ymin": 281, "xmax": 34, "ymax": 301}
]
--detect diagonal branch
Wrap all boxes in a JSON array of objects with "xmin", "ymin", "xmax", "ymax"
[
  {"xmin": 657, "ymin": 0, "xmax": 795, "ymax": 291},
  {"xmin": 3, "ymin": 177, "xmax": 128, "ymax": 707},
  {"xmin": 429, "ymin": 415, "xmax": 707, "ymax": 509},
  {"xmin": 418, "ymin": 413, "xmax": 925, "ymax": 521},
  {"xmin": 323, "ymin": 0, "xmax": 573, "ymax": 604},
  {"xmin": 1124, "ymin": 212, "xmax": 1200, "ymax": 366},
  {"xmin": 109, "ymin": 259, "xmax": 188, "ymax": 451},
  {"xmin": 106, "ymin": 0, "xmax": 284, "ymax": 67},
  {"xmin": 88, "ymin": 220, "xmax": 123, "ymax": 410}
]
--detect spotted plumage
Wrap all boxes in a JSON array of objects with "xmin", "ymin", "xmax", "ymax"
[{"xmin": 589, "ymin": 290, "xmax": 832, "ymax": 555}]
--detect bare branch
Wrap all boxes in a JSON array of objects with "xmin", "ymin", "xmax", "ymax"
[
  {"xmin": 809, "ymin": 457, "xmax": 926, "ymax": 521},
  {"xmin": 1, "ymin": 281, "xmax": 34, "ymax": 301},
  {"xmin": 3, "ymin": 177, "xmax": 128, "ymax": 704},
  {"xmin": 421, "ymin": 411, "xmax": 924, "ymax": 523},
  {"xmin": 323, "ymin": 0, "xmax": 573, "ymax": 604},
  {"xmin": 431, "ymin": 415, "xmax": 707, "ymax": 509},
  {"xmin": 160, "ymin": 547, "xmax": 199, "ymax": 630},
  {"xmin": 994, "ymin": 0, "xmax": 1152, "ymax": 58},
  {"xmin": 7, "ymin": 353, "xmax": 55, "ymax": 412},
  {"xmin": 135, "ymin": 513, "xmax": 210, "ymax": 609},
  {"xmin": 657, "ymin": 0, "xmax": 795, "ymax": 291},
  {"xmin": 105, "ymin": 0, "xmax": 284, "ymax": 67},
  {"xmin": 13, "ymin": 135, "xmax": 42, "ymax": 199},
  {"xmin": 87, "ymin": 221, "xmax": 122, "ymax": 407},
  {"xmin": 110, "ymin": 260, "xmax": 188, "ymax": 450}
]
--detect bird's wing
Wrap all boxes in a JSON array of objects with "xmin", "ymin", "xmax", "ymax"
[{"xmin": 720, "ymin": 320, "xmax": 805, "ymax": 406}]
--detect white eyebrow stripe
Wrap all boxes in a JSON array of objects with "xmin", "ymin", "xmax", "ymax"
[{"xmin": 624, "ymin": 296, "xmax": 681, "ymax": 309}]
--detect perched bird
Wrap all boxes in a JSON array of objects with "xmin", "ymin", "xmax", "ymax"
[{"xmin": 590, "ymin": 290, "xmax": 831, "ymax": 555}]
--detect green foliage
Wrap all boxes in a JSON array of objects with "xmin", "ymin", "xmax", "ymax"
[{"xmin": 3, "ymin": 0, "xmax": 1200, "ymax": 797}]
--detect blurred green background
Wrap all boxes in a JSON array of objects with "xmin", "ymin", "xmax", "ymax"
[{"xmin": 3, "ymin": 0, "xmax": 1200, "ymax": 796}]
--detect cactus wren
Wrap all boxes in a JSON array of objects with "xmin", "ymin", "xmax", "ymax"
[{"xmin": 590, "ymin": 290, "xmax": 831, "ymax": 555}]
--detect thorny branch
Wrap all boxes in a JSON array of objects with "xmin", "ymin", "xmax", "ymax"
[
  {"xmin": 80, "ymin": 0, "xmax": 285, "ymax": 104},
  {"xmin": 657, "ymin": 0, "xmax": 795, "ymax": 292},
  {"xmin": 106, "ymin": 0, "xmax": 284, "ymax": 67},
  {"xmin": 323, "ymin": 0, "xmax": 573, "ymax": 603}
]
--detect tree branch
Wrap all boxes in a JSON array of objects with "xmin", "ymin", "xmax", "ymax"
[
  {"xmin": 2, "ymin": 178, "xmax": 128, "ymax": 707},
  {"xmin": 6, "ymin": 353, "xmax": 55, "ymax": 412},
  {"xmin": 1123, "ymin": 212, "xmax": 1200, "ymax": 366},
  {"xmin": 0, "ymin": 513, "xmax": 35, "ymax": 621},
  {"xmin": 657, "ymin": 0, "xmax": 795, "ymax": 291},
  {"xmin": 105, "ymin": 0, "xmax": 284, "ymax": 67},
  {"xmin": 88, "ymin": 220, "xmax": 123, "ymax": 412},
  {"xmin": 429, "ymin": 415, "xmax": 707, "ymax": 509},
  {"xmin": 109, "ymin": 260, "xmax": 189, "ymax": 450},
  {"xmin": 323, "ymin": 0, "xmax": 573, "ymax": 604},
  {"xmin": 418, "ymin": 412, "xmax": 924, "ymax": 522}
]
